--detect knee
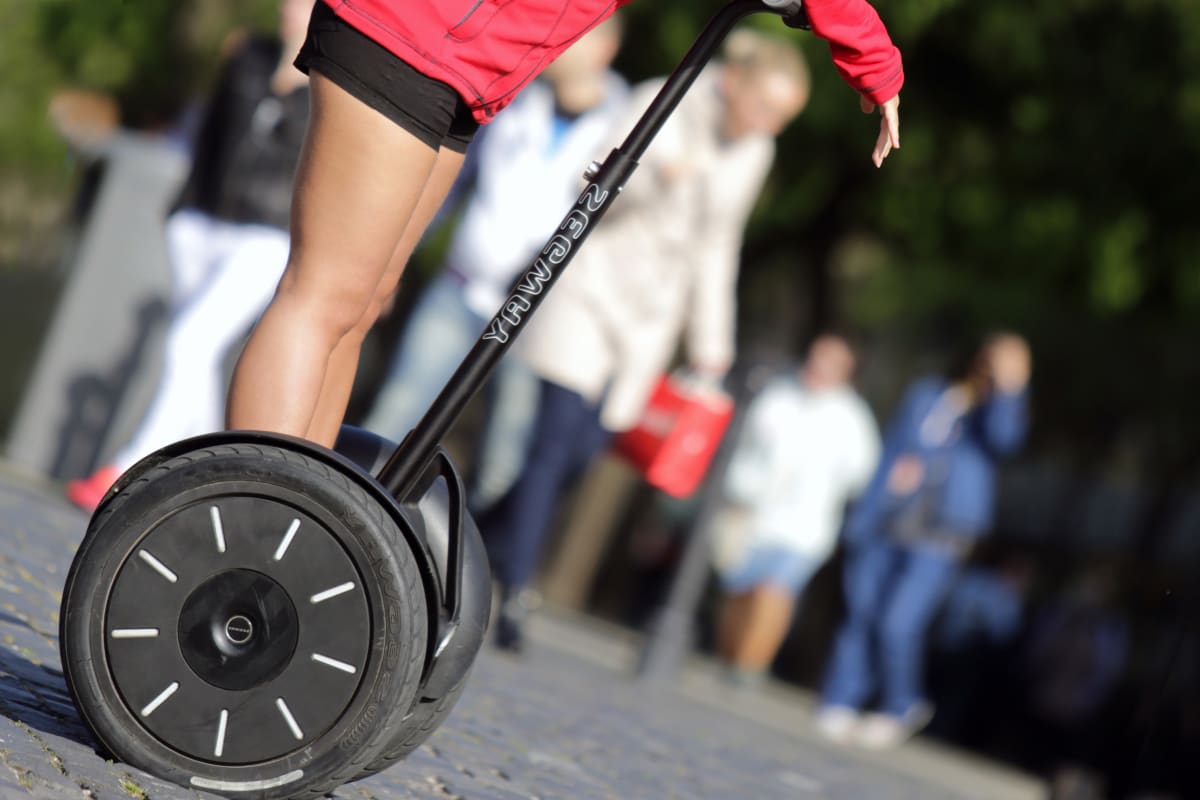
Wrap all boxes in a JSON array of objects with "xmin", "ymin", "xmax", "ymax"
[
  {"xmin": 838, "ymin": 609, "xmax": 875, "ymax": 638},
  {"xmin": 274, "ymin": 268, "xmax": 379, "ymax": 341},
  {"xmin": 880, "ymin": 610, "xmax": 924, "ymax": 651},
  {"xmin": 344, "ymin": 301, "xmax": 381, "ymax": 345},
  {"xmin": 842, "ymin": 583, "xmax": 884, "ymax": 629},
  {"xmin": 356, "ymin": 281, "xmax": 398, "ymax": 336}
]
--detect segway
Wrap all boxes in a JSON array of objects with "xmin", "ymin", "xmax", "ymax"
[{"xmin": 57, "ymin": 2, "xmax": 812, "ymax": 797}]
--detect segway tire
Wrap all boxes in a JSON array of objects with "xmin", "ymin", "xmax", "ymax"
[
  {"xmin": 352, "ymin": 671, "xmax": 472, "ymax": 781},
  {"xmin": 60, "ymin": 443, "xmax": 428, "ymax": 800}
]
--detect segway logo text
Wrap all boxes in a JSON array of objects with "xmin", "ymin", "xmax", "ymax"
[{"xmin": 482, "ymin": 183, "xmax": 609, "ymax": 344}]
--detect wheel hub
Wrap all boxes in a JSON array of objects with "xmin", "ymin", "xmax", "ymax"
[
  {"xmin": 225, "ymin": 615, "xmax": 254, "ymax": 645},
  {"xmin": 178, "ymin": 569, "xmax": 299, "ymax": 691}
]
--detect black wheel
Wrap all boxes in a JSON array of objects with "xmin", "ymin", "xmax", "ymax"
[
  {"xmin": 60, "ymin": 443, "xmax": 428, "ymax": 800},
  {"xmin": 356, "ymin": 671, "xmax": 472, "ymax": 780},
  {"xmin": 331, "ymin": 425, "xmax": 489, "ymax": 782}
]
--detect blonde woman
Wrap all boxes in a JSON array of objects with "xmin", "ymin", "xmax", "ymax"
[{"xmin": 481, "ymin": 30, "xmax": 846, "ymax": 651}]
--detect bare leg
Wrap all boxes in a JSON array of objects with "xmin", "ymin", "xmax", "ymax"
[
  {"xmin": 728, "ymin": 584, "xmax": 796, "ymax": 672},
  {"xmin": 717, "ymin": 591, "xmax": 753, "ymax": 663},
  {"xmin": 227, "ymin": 74, "xmax": 439, "ymax": 441},
  {"xmin": 305, "ymin": 147, "xmax": 467, "ymax": 446}
]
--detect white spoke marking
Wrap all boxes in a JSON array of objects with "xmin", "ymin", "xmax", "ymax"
[
  {"xmin": 311, "ymin": 653, "xmax": 357, "ymax": 674},
  {"xmin": 214, "ymin": 709, "xmax": 229, "ymax": 757},
  {"xmin": 138, "ymin": 550, "xmax": 177, "ymax": 583},
  {"xmin": 140, "ymin": 682, "xmax": 179, "ymax": 717},
  {"xmin": 190, "ymin": 771, "xmax": 305, "ymax": 792},
  {"xmin": 210, "ymin": 506, "xmax": 226, "ymax": 553},
  {"xmin": 309, "ymin": 582, "xmax": 354, "ymax": 604},
  {"xmin": 275, "ymin": 698, "xmax": 303, "ymax": 740},
  {"xmin": 273, "ymin": 519, "xmax": 300, "ymax": 561},
  {"xmin": 111, "ymin": 628, "xmax": 159, "ymax": 639}
]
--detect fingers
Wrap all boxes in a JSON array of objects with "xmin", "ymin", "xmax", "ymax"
[
  {"xmin": 860, "ymin": 95, "xmax": 875, "ymax": 114},
  {"xmin": 882, "ymin": 95, "xmax": 901, "ymax": 150},
  {"xmin": 872, "ymin": 124, "xmax": 892, "ymax": 168},
  {"xmin": 870, "ymin": 94, "xmax": 901, "ymax": 168}
]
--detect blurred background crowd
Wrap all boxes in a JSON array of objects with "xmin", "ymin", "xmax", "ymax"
[{"xmin": 1, "ymin": 1, "xmax": 1198, "ymax": 798}]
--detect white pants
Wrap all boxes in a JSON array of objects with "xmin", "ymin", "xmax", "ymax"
[{"xmin": 113, "ymin": 209, "xmax": 290, "ymax": 469}]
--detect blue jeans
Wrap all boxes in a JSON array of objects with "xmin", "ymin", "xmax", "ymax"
[
  {"xmin": 479, "ymin": 379, "xmax": 611, "ymax": 590},
  {"xmin": 362, "ymin": 272, "xmax": 536, "ymax": 508},
  {"xmin": 821, "ymin": 538, "xmax": 960, "ymax": 717}
]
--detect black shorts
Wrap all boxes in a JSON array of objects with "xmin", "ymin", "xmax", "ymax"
[{"xmin": 295, "ymin": 2, "xmax": 479, "ymax": 153}]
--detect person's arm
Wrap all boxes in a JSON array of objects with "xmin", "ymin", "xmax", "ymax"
[
  {"xmin": 802, "ymin": 0, "xmax": 903, "ymax": 166},
  {"xmin": 171, "ymin": 36, "xmax": 261, "ymax": 214},
  {"xmin": 872, "ymin": 383, "xmax": 919, "ymax": 471},
  {"xmin": 841, "ymin": 381, "xmax": 923, "ymax": 541},
  {"xmin": 684, "ymin": 144, "xmax": 774, "ymax": 379},
  {"xmin": 804, "ymin": 0, "xmax": 903, "ymax": 104},
  {"xmin": 841, "ymin": 395, "xmax": 882, "ymax": 497},
  {"xmin": 976, "ymin": 389, "xmax": 1029, "ymax": 457}
]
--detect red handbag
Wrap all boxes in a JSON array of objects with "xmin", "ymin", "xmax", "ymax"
[{"xmin": 612, "ymin": 374, "xmax": 734, "ymax": 498}]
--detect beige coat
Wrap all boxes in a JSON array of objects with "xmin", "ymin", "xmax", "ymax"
[{"xmin": 515, "ymin": 66, "xmax": 775, "ymax": 431}]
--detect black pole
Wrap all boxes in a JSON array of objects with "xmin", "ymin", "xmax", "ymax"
[
  {"xmin": 377, "ymin": 0, "xmax": 777, "ymax": 501},
  {"xmin": 636, "ymin": 362, "xmax": 774, "ymax": 681}
]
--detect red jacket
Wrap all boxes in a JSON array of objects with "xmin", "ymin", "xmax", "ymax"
[
  {"xmin": 804, "ymin": 0, "xmax": 904, "ymax": 105},
  {"xmin": 325, "ymin": 0, "xmax": 902, "ymax": 123}
]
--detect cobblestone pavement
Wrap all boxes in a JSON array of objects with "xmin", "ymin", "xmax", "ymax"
[{"xmin": 0, "ymin": 465, "xmax": 1045, "ymax": 800}]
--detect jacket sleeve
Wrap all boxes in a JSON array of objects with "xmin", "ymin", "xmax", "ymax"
[
  {"xmin": 172, "ymin": 38, "xmax": 251, "ymax": 213},
  {"xmin": 803, "ymin": 0, "xmax": 904, "ymax": 104},
  {"xmin": 684, "ymin": 142, "xmax": 773, "ymax": 372},
  {"xmin": 975, "ymin": 388, "xmax": 1030, "ymax": 458},
  {"xmin": 842, "ymin": 379, "xmax": 927, "ymax": 540},
  {"xmin": 841, "ymin": 395, "xmax": 882, "ymax": 497}
]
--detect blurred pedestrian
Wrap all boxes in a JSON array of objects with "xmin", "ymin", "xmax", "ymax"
[
  {"xmin": 359, "ymin": 16, "xmax": 628, "ymax": 510},
  {"xmin": 480, "ymin": 29, "xmax": 815, "ymax": 653},
  {"xmin": 712, "ymin": 334, "xmax": 880, "ymax": 688},
  {"xmin": 66, "ymin": 0, "xmax": 314, "ymax": 511},
  {"xmin": 816, "ymin": 332, "xmax": 1032, "ymax": 749}
]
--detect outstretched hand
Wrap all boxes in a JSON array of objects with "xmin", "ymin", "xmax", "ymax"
[{"xmin": 861, "ymin": 94, "xmax": 900, "ymax": 168}]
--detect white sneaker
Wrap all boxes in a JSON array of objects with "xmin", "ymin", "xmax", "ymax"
[
  {"xmin": 856, "ymin": 702, "xmax": 933, "ymax": 750},
  {"xmin": 814, "ymin": 705, "xmax": 860, "ymax": 745}
]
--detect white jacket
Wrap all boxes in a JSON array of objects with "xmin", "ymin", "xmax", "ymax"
[
  {"xmin": 724, "ymin": 376, "xmax": 880, "ymax": 558},
  {"xmin": 516, "ymin": 67, "xmax": 774, "ymax": 431},
  {"xmin": 445, "ymin": 73, "xmax": 629, "ymax": 319}
]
